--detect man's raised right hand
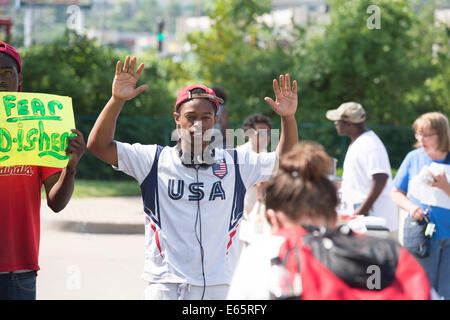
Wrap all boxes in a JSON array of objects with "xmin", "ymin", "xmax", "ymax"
[{"xmin": 112, "ymin": 56, "xmax": 148, "ymax": 101}]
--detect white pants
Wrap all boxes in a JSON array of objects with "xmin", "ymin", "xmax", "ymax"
[{"xmin": 144, "ymin": 282, "xmax": 229, "ymax": 300}]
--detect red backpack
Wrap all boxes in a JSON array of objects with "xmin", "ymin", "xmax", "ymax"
[{"xmin": 274, "ymin": 225, "xmax": 431, "ymax": 300}]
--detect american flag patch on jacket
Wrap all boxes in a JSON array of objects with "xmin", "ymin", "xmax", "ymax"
[{"xmin": 212, "ymin": 159, "xmax": 227, "ymax": 179}]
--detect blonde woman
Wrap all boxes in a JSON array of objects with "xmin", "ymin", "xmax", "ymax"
[{"xmin": 392, "ymin": 112, "xmax": 450, "ymax": 299}]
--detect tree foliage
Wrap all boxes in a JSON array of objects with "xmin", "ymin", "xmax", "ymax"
[
  {"xmin": 187, "ymin": 0, "xmax": 449, "ymax": 167},
  {"xmin": 21, "ymin": 31, "xmax": 183, "ymax": 117},
  {"xmin": 289, "ymin": 0, "xmax": 439, "ymax": 125},
  {"xmin": 187, "ymin": 0, "xmax": 293, "ymax": 122},
  {"xmin": 20, "ymin": 31, "xmax": 190, "ymax": 179},
  {"xmin": 11, "ymin": 0, "xmax": 449, "ymax": 177}
]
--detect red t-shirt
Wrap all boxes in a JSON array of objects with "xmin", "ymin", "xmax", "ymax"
[{"xmin": 0, "ymin": 165, "xmax": 62, "ymax": 272}]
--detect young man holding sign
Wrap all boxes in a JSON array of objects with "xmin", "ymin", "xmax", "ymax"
[
  {"xmin": 0, "ymin": 42, "xmax": 86, "ymax": 300},
  {"xmin": 88, "ymin": 56, "xmax": 299, "ymax": 299}
]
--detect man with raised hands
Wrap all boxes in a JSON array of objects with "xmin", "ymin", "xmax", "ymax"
[{"xmin": 87, "ymin": 56, "xmax": 299, "ymax": 300}]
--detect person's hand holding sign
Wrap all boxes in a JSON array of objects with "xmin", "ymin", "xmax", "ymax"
[
  {"xmin": 65, "ymin": 129, "xmax": 86, "ymax": 170},
  {"xmin": 44, "ymin": 128, "xmax": 86, "ymax": 212},
  {"xmin": 113, "ymin": 56, "xmax": 149, "ymax": 102}
]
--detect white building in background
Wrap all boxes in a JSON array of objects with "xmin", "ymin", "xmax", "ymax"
[
  {"xmin": 8, "ymin": 0, "xmax": 327, "ymax": 51},
  {"xmin": 175, "ymin": 0, "xmax": 327, "ymax": 35},
  {"xmin": 172, "ymin": 0, "xmax": 328, "ymax": 55},
  {"xmin": 432, "ymin": 8, "xmax": 450, "ymax": 58},
  {"xmin": 435, "ymin": 7, "xmax": 450, "ymax": 26},
  {"xmin": 13, "ymin": 0, "xmax": 447, "ymax": 55},
  {"xmin": 117, "ymin": 0, "xmax": 328, "ymax": 54}
]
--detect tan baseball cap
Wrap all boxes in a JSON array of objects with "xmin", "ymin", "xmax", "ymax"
[{"xmin": 326, "ymin": 102, "xmax": 366, "ymax": 123}]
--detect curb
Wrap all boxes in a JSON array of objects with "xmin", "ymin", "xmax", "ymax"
[
  {"xmin": 40, "ymin": 197, "xmax": 145, "ymax": 235},
  {"xmin": 44, "ymin": 220, "xmax": 144, "ymax": 235}
]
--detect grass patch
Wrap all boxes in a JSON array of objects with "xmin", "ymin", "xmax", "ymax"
[
  {"xmin": 42, "ymin": 179, "xmax": 141, "ymax": 198},
  {"xmin": 42, "ymin": 168, "xmax": 399, "ymax": 198}
]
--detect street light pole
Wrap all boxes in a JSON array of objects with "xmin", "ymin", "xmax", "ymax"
[
  {"xmin": 24, "ymin": 4, "xmax": 32, "ymax": 47},
  {"xmin": 157, "ymin": 17, "xmax": 164, "ymax": 53}
]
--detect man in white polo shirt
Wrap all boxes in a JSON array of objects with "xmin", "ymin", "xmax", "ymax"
[{"xmin": 326, "ymin": 102, "xmax": 398, "ymax": 231}]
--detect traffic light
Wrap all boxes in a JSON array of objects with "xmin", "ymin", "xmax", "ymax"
[{"xmin": 157, "ymin": 19, "xmax": 164, "ymax": 52}]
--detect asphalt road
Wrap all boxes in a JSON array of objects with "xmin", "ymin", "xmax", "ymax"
[
  {"xmin": 35, "ymin": 197, "xmax": 405, "ymax": 300},
  {"xmin": 36, "ymin": 224, "xmax": 146, "ymax": 300}
]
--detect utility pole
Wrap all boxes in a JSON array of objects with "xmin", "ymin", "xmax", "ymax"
[
  {"xmin": 157, "ymin": 17, "xmax": 164, "ymax": 53},
  {"xmin": 24, "ymin": 4, "xmax": 32, "ymax": 47}
]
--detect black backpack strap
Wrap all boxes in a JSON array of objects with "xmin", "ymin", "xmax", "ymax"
[
  {"xmin": 282, "ymin": 246, "xmax": 301, "ymax": 275},
  {"xmin": 276, "ymin": 244, "xmax": 302, "ymax": 299}
]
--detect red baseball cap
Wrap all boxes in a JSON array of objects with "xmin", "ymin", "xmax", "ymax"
[
  {"xmin": 174, "ymin": 85, "xmax": 224, "ymax": 113},
  {"xmin": 0, "ymin": 41, "xmax": 22, "ymax": 72}
]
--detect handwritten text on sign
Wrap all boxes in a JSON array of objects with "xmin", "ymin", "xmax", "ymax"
[{"xmin": 0, "ymin": 92, "xmax": 76, "ymax": 168}]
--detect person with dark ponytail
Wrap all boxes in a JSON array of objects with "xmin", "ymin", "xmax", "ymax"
[
  {"xmin": 228, "ymin": 141, "xmax": 434, "ymax": 300},
  {"xmin": 264, "ymin": 141, "xmax": 338, "ymax": 229}
]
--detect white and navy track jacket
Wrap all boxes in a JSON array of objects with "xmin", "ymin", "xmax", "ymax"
[{"xmin": 114, "ymin": 142, "xmax": 277, "ymax": 286}]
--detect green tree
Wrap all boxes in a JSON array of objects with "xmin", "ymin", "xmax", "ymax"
[
  {"xmin": 21, "ymin": 31, "xmax": 180, "ymax": 117},
  {"xmin": 419, "ymin": 7, "xmax": 450, "ymax": 116},
  {"xmin": 187, "ymin": 0, "xmax": 447, "ymax": 168},
  {"xmin": 20, "ymin": 32, "xmax": 190, "ymax": 179},
  {"xmin": 288, "ymin": 0, "xmax": 446, "ymax": 166},
  {"xmin": 187, "ymin": 0, "xmax": 293, "ymax": 123},
  {"xmin": 292, "ymin": 0, "xmax": 435, "ymax": 125}
]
